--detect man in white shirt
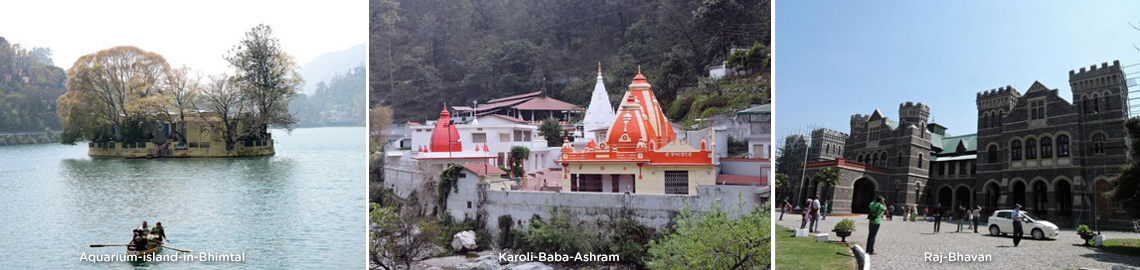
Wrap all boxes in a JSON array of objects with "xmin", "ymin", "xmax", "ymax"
[
  {"xmin": 1011, "ymin": 204, "xmax": 1024, "ymax": 247},
  {"xmin": 809, "ymin": 196, "xmax": 821, "ymax": 232}
]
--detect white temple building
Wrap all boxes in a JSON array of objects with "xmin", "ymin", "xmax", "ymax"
[{"xmin": 580, "ymin": 63, "xmax": 617, "ymax": 141}]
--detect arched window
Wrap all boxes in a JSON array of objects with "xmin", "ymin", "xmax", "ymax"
[
  {"xmin": 1025, "ymin": 138, "xmax": 1037, "ymax": 160},
  {"xmin": 871, "ymin": 152, "xmax": 879, "ymax": 166},
  {"xmin": 1040, "ymin": 136, "xmax": 1052, "ymax": 158},
  {"xmin": 1057, "ymin": 135, "xmax": 1070, "ymax": 157},
  {"xmin": 918, "ymin": 154, "xmax": 924, "ymax": 169},
  {"xmin": 987, "ymin": 145, "xmax": 998, "ymax": 163},
  {"xmin": 1093, "ymin": 133, "xmax": 1105, "ymax": 155},
  {"xmin": 880, "ymin": 151, "xmax": 887, "ymax": 166},
  {"xmin": 1093, "ymin": 94, "xmax": 1101, "ymax": 113},
  {"xmin": 1011, "ymin": 140, "xmax": 1022, "ymax": 161},
  {"xmin": 858, "ymin": 154, "xmax": 865, "ymax": 163},
  {"xmin": 982, "ymin": 113, "xmax": 989, "ymax": 128},
  {"xmin": 897, "ymin": 152, "xmax": 903, "ymax": 166},
  {"xmin": 826, "ymin": 144, "xmax": 831, "ymax": 154}
]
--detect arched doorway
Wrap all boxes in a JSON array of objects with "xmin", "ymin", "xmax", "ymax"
[
  {"xmin": 1012, "ymin": 181, "xmax": 1026, "ymax": 208},
  {"xmin": 1094, "ymin": 180, "xmax": 1111, "ymax": 222},
  {"xmin": 1032, "ymin": 181, "xmax": 1048, "ymax": 217},
  {"xmin": 1055, "ymin": 180, "xmax": 1072, "ymax": 219},
  {"xmin": 938, "ymin": 186, "xmax": 953, "ymax": 207},
  {"xmin": 985, "ymin": 182, "xmax": 1000, "ymax": 215},
  {"xmin": 851, "ymin": 178, "xmax": 876, "ymax": 213},
  {"xmin": 954, "ymin": 186, "xmax": 971, "ymax": 209}
]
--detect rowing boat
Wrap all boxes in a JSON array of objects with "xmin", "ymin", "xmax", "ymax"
[
  {"xmin": 127, "ymin": 235, "xmax": 163, "ymax": 257},
  {"xmin": 128, "ymin": 245, "xmax": 162, "ymax": 257}
]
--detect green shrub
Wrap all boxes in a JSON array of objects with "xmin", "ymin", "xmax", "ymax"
[
  {"xmin": 834, "ymin": 218, "xmax": 856, "ymax": 232},
  {"xmin": 608, "ymin": 218, "xmax": 654, "ymax": 267},
  {"xmin": 1077, "ymin": 224, "xmax": 1093, "ymax": 235},
  {"xmin": 525, "ymin": 210, "xmax": 595, "ymax": 255}
]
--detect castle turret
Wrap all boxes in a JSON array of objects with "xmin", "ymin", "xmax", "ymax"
[
  {"xmin": 1069, "ymin": 60, "xmax": 1126, "ymax": 115},
  {"xmin": 898, "ymin": 101, "xmax": 930, "ymax": 128},
  {"xmin": 849, "ymin": 114, "xmax": 869, "ymax": 134}
]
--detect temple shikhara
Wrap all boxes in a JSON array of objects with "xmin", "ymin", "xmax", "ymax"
[{"xmin": 559, "ymin": 69, "xmax": 716, "ymax": 195}]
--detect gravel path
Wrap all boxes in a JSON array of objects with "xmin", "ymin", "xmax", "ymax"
[{"xmin": 777, "ymin": 214, "xmax": 1140, "ymax": 269}]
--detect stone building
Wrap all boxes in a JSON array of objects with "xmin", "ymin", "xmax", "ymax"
[{"xmin": 790, "ymin": 61, "xmax": 1132, "ymax": 229}]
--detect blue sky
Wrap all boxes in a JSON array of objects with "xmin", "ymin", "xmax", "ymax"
[{"xmin": 775, "ymin": 0, "xmax": 1140, "ymax": 137}]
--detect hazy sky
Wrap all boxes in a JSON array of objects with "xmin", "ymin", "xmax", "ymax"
[
  {"xmin": 0, "ymin": 0, "xmax": 365, "ymax": 75},
  {"xmin": 776, "ymin": 0, "xmax": 1140, "ymax": 138}
]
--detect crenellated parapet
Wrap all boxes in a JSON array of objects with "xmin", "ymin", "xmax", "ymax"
[{"xmin": 976, "ymin": 85, "xmax": 1021, "ymax": 111}]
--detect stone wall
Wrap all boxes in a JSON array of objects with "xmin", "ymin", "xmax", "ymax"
[{"xmin": 447, "ymin": 183, "xmax": 764, "ymax": 237}]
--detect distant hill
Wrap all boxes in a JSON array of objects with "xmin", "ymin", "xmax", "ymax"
[{"xmin": 299, "ymin": 43, "xmax": 365, "ymax": 95}]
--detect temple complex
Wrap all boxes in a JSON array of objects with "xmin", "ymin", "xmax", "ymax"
[{"xmin": 559, "ymin": 69, "xmax": 716, "ymax": 195}]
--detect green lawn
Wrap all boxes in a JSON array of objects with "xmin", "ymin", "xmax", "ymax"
[
  {"xmin": 1099, "ymin": 239, "xmax": 1140, "ymax": 257},
  {"xmin": 775, "ymin": 225, "xmax": 856, "ymax": 270}
]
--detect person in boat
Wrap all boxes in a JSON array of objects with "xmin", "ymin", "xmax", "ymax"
[
  {"xmin": 129, "ymin": 230, "xmax": 149, "ymax": 252},
  {"xmin": 137, "ymin": 221, "xmax": 151, "ymax": 235},
  {"xmin": 152, "ymin": 222, "xmax": 167, "ymax": 242}
]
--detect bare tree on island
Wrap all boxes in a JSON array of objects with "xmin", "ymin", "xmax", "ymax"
[
  {"xmin": 225, "ymin": 24, "xmax": 303, "ymax": 138},
  {"xmin": 191, "ymin": 74, "xmax": 246, "ymax": 150}
]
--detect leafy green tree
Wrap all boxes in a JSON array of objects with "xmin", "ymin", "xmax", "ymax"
[
  {"xmin": 727, "ymin": 42, "xmax": 768, "ymax": 71},
  {"xmin": 539, "ymin": 117, "xmax": 563, "ymax": 147},
  {"xmin": 509, "ymin": 146, "xmax": 530, "ymax": 178},
  {"xmin": 814, "ymin": 167, "xmax": 842, "ymax": 202},
  {"xmin": 0, "ymin": 37, "xmax": 66, "ymax": 133},
  {"xmin": 647, "ymin": 204, "xmax": 769, "ymax": 269},
  {"xmin": 1106, "ymin": 118, "xmax": 1140, "ymax": 218},
  {"xmin": 226, "ymin": 24, "xmax": 303, "ymax": 136}
]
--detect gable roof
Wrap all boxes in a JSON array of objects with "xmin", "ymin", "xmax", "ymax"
[
  {"xmin": 460, "ymin": 163, "xmax": 507, "ymax": 176},
  {"xmin": 934, "ymin": 134, "xmax": 977, "ymax": 155},
  {"xmin": 486, "ymin": 91, "xmax": 542, "ymax": 104},
  {"xmin": 512, "ymin": 96, "xmax": 583, "ymax": 111},
  {"xmin": 869, "ymin": 109, "xmax": 885, "ymax": 121},
  {"xmin": 1026, "ymin": 81, "xmax": 1050, "ymax": 93}
]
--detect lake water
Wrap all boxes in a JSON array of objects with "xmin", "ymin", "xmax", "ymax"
[{"xmin": 0, "ymin": 127, "xmax": 366, "ymax": 269}]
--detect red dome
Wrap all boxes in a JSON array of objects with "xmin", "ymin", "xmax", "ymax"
[{"xmin": 430, "ymin": 106, "xmax": 462, "ymax": 152}]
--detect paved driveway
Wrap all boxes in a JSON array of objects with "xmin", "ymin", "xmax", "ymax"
[{"xmin": 777, "ymin": 214, "xmax": 1140, "ymax": 269}]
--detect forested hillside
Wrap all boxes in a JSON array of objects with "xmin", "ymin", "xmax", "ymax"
[
  {"xmin": 298, "ymin": 43, "xmax": 365, "ymax": 95},
  {"xmin": 0, "ymin": 37, "xmax": 66, "ymax": 132},
  {"xmin": 370, "ymin": 0, "xmax": 769, "ymax": 123},
  {"xmin": 291, "ymin": 66, "xmax": 367, "ymax": 126}
]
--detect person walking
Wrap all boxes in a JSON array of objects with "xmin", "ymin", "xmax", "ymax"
[
  {"xmin": 888, "ymin": 204, "xmax": 895, "ymax": 221},
  {"xmin": 1012, "ymin": 204, "xmax": 1024, "ymax": 247},
  {"xmin": 780, "ymin": 198, "xmax": 789, "ymax": 221},
  {"xmin": 809, "ymin": 196, "xmax": 821, "ymax": 232},
  {"xmin": 933, "ymin": 204, "xmax": 942, "ymax": 233},
  {"xmin": 867, "ymin": 196, "xmax": 887, "ymax": 255},
  {"xmin": 973, "ymin": 205, "xmax": 982, "ymax": 233},
  {"xmin": 966, "ymin": 207, "xmax": 974, "ymax": 230},
  {"xmin": 800, "ymin": 199, "xmax": 812, "ymax": 230},
  {"xmin": 821, "ymin": 200, "xmax": 829, "ymax": 220},
  {"xmin": 956, "ymin": 205, "xmax": 965, "ymax": 232}
]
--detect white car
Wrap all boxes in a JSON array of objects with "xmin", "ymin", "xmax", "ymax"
[{"xmin": 987, "ymin": 209, "xmax": 1060, "ymax": 240}]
